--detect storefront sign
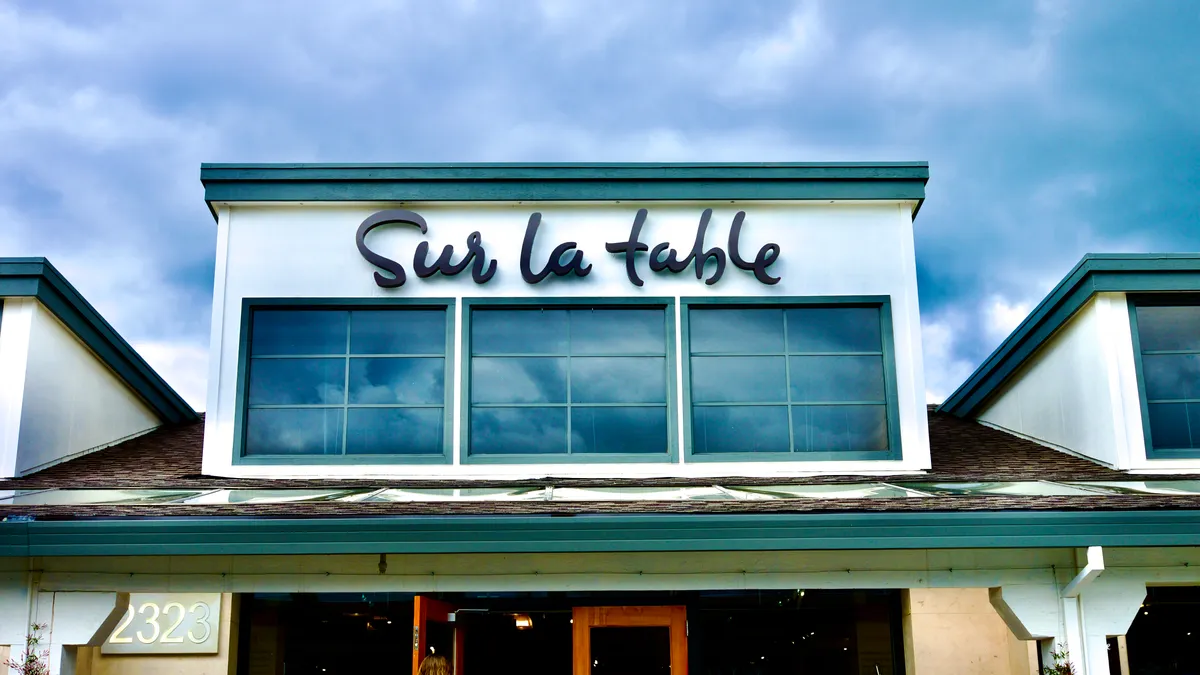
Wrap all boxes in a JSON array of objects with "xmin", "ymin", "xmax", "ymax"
[
  {"xmin": 102, "ymin": 593, "xmax": 220, "ymax": 655},
  {"xmin": 356, "ymin": 208, "xmax": 781, "ymax": 289}
]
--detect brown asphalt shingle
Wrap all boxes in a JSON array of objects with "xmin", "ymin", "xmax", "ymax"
[{"xmin": 0, "ymin": 408, "xmax": 1192, "ymax": 518}]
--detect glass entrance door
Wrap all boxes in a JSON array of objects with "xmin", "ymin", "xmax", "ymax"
[{"xmin": 573, "ymin": 606, "xmax": 687, "ymax": 675}]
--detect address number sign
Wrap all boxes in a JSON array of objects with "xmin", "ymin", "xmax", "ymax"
[{"xmin": 102, "ymin": 593, "xmax": 221, "ymax": 655}]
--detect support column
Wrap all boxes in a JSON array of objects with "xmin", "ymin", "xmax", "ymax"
[{"xmin": 29, "ymin": 591, "xmax": 128, "ymax": 675}]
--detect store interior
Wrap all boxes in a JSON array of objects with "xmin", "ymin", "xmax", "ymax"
[{"xmin": 237, "ymin": 588, "xmax": 904, "ymax": 675}]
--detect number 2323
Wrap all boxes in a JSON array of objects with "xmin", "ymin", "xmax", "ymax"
[{"xmin": 108, "ymin": 601, "xmax": 212, "ymax": 645}]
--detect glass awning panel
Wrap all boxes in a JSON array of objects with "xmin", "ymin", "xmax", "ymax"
[{"xmin": 4, "ymin": 480, "xmax": 1200, "ymax": 507}]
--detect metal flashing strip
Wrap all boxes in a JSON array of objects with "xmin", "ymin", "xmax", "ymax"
[
  {"xmin": 3, "ymin": 480, "xmax": 1200, "ymax": 506},
  {"xmin": 3, "ymin": 510, "xmax": 1200, "ymax": 557}
]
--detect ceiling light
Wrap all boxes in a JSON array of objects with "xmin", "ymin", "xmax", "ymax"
[{"xmin": 514, "ymin": 614, "xmax": 533, "ymax": 630}]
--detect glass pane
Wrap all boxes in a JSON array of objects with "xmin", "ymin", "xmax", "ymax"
[
  {"xmin": 472, "ymin": 309, "xmax": 568, "ymax": 354},
  {"xmin": 345, "ymin": 408, "xmax": 443, "ymax": 455},
  {"xmin": 789, "ymin": 355, "xmax": 886, "ymax": 402},
  {"xmin": 793, "ymin": 404, "xmax": 889, "ymax": 452},
  {"xmin": 1142, "ymin": 353, "xmax": 1200, "ymax": 400},
  {"xmin": 571, "ymin": 357, "xmax": 666, "ymax": 404},
  {"xmin": 1137, "ymin": 305, "xmax": 1200, "ymax": 352},
  {"xmin": 691, "ymin": 356, "xmax": 786, "ymax": 403},
  {"xmin": 571, "ymin": 407, "xmax": 668, "ymax": 454},
  {"xmin": 248, "ymin": 358, "xmax": 345, "ymax": 405},
  {"xmin": 692, "ymin": 405, "xmax": 790, "ymax": 454},
  {"xmin": 350, "ymin": 309, "xmax": 445, "ymax": 355},
  {"xmin": 1148, "ymin": 402, "xmax": 1199, "ymax": 450},
  {"xmin": 570, "ymin": 309, "xmax": 666, "ymax": 355},
  {"xmin": 245, "ymin": 408, "xmax": 343, "ymax": 455},
  {"xmin": 470, "ymin": 407, "xmax": 568, "ymax": 455},
  {"xmin": 349, "ymin": 357, "xmax": 444, "ymax": 405},
  {"xmin": 471, "ymin": 357, "xmax": 567, "ymax": 404},
  {"xmin": 787, "ymin": 307, "xmax": 882, "ymax": 353},
  {"xmin": 251, "ymin": 310, "xmax": 347, "ymax": 356},
  {"xmin": 590, "ymin": 627, "xmax": 670, "ymax": 675},
  {"xmin": 689, "ymin": 308, "xmax": 784, "ymax": 354}
]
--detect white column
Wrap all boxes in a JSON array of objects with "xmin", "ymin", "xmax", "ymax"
[{"xmin": 30, "ymin": 591, "xmax": 128, "ymax": 675}]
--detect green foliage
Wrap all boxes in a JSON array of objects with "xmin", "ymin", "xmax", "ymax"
[{"xmin": 1042, "ymin": 644, "xmax": 1076, "ymax": 675}]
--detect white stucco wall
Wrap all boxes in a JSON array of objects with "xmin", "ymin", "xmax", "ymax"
[
  {"xmin": 11, "ymin": 301, "xmax": 160, "ymax": 476},
  {"xmin": 979, "ymin": 296, "xmax": 1124, "ymax": 466},
  {"xmin": 978, "ymin": 293, "xmax": 1200, "ymax": 472},
  {"xmin": 202, "ymin": 200, "xmax": 930, "ymax": 478},
  {"xmin": 0, "ymin": 299, "xmax": 34, "ymax": 479}
]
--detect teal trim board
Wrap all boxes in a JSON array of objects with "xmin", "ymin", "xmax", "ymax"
[
  {"xmin": 4, "ymin": 510, "xmax": 1200, "ymax": 557},
  {"xmin": 199, "ymin": 162, "xmax": 929, "ymax": 220},
  {"xmin": 940, "ymin": 254, "xmax": 1200, "ymax": 418},
  {"xmin": 0, "ymin": 258, "xmax": 197, "ymax": 424}
]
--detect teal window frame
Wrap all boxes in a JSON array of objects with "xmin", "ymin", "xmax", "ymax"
[
  {"xmin": 1128, "ymin": 294, "xmax": 1200, "ymax": 459},
  {"xmin": 460, "ymin": 297, "xmax": 679, "ymax": 465},
  {"xmin": 232, "ymin": 297, "xmax": 456, "ymax": 465},
  {"xmin": 680, "ymin": 296, "xmax": 902, "ymax": 462}
]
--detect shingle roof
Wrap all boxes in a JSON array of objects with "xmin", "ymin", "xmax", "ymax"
[{"xmin": 1, "ymin": 408, "xmax": 1193, "ymax": 518}]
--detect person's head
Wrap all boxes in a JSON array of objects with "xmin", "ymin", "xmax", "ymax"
[{"xmin": 418, "ymin": 653, "xmax": 450, "ymax": 675}]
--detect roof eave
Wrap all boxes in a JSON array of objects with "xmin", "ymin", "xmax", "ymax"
[
  {"xmin": 0, "ymin": 258, "xmax": 199, "ymax": 424},
  {"xmin": 940, "ymin": 253, "xmax": 1200, "ymax": 418}
]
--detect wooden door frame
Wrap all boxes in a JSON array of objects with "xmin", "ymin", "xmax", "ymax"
[
  {"xmin": 413, "ymin": 596, "xmax": 466, "ymax": 675},
  {"xmin": 572, "ymin": 606, "xmax": 687, "ymax": 675}
]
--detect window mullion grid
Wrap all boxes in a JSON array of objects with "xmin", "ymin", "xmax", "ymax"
[
  {"xmin": 781, "ymin": 312, "xmax": 796, "ymax": 453},
  {"xmin": 565, "ymin": 311, "xmax": 574, "ymax": 455},
  {"xmin": 341, "ymin": 312, "xmax": 352, "ymax": 456},
  {"xmin": 1140, "ymin": 347, "xmax": 1200, "ymax": 450}
]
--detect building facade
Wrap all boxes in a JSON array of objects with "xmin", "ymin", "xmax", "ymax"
[{"xmin": 1, "ymin": 164, "xmax": 1198, "ymax": 675}]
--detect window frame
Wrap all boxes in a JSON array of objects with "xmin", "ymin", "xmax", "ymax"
[
  {"xmin": 232, "ymin": 297, "xmax": 456, "ymax": 465},
  {"xmin": 459, "ymin": 297, "xmax": 679, "ymax": 465},
  {"xmin": 680, "ymin": 296, "xmax": 902, "ymax": 462},
  {"xmin": 1127, "ymin": 294, "xmax": 1200, "ymax": 459}
]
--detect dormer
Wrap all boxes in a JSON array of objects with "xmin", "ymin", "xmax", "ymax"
[
  {"xmin": 199, "ymin": 163, "xmax": 931, "ymax": 479},
  {"xmin": 0, "ymin": 258, "xmax": 197, "ymax": 478},
  {"xmin": 941, "ymin": 253, "xmax": 1200, "ymax": 472}
]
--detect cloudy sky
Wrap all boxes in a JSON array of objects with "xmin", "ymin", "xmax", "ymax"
[{"xmin": 2, "ymin": 0, "xmax": 1197, "ymax": 410}]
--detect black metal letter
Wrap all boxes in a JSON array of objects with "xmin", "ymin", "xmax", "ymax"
[
  {"xmin": 691, "ymin": 208, "xmax": 726, "ymax": 285},
  {"xmin": 605, "ymin": 208, "xmax": 649, "ymax": 287},
  {"xmin": 356, "ymin": 209, "xmax": 428, "ymax": 288},
  {"xmin": 728, "ymin": 211, "xmax": 781, "ymax": 285},
  {"xmin": 520, "ymin": 212, "xmax": 591, "ymax": 283}
]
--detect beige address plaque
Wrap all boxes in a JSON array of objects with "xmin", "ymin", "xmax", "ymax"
[{"xmin": 102, "ymin": 593, "xmax": 221, "ymax": 655}]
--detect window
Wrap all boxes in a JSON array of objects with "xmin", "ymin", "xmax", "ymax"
[
  {"xmin": 240, "ymin": 304, "xmax": 452, "ymax": 462},
  {"xmin": 1132, "ymin": 301, "xmax": 1200, "ymax": 456},
  {"xmin": 464, "ymin": 302, "xmax": 674, "ymax": 462},
  {"xmin": 683, "ymin": 300, "xmax": 898, "ymax": 461}
]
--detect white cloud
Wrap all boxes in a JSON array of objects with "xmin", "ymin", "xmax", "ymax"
[
  {"xmin": 983, "ymin": 294, "xmax": 1033, "ymax": 345},
  {"xmin": 921, "ymin": 310, "xmax": 979, "ymax": 405},
  {"xmin": 131, "ymin": 340, "xmax": 209, "ymax": 412},
  {"xmin": 852, "ymin": 1, "xmax": 1067, "ymax": 105}
]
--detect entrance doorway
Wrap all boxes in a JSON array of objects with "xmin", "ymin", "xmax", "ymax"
[{"xmin": 572, "ymin": 606, "xmax": 687, "ymax": 675}]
